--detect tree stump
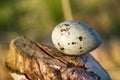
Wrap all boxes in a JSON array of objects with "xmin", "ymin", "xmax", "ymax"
[{"xmin": 5, "ymin": 36, "xmax": 111, "ymax": 80}]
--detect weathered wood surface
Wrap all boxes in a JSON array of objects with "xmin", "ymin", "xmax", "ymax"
[{"xmin": 5, "ymin": 36, "xmax": 111, "ymax": 80}]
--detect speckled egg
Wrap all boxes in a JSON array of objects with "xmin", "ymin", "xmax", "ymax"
[{"xmin": 51, "ymin": 20, "xmax": 101, "ymax": 55}]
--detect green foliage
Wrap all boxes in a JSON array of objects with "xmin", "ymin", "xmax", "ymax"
[
  {"xmin": 0, "ymin": 0, "xmax": 119, "ymax": 44},
  {"xmin": 44, "ymin": 0, "xmax": 63, "ymax": 22}
]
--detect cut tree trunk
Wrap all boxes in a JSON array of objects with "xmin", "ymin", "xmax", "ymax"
[{"xmin": 5, "ymin": 36, "xmax": 111, "ymax": 80}]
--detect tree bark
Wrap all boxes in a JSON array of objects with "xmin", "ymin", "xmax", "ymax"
[{"xmin": 5, "ymin": 36, "xmax": 111, "ymax": 80}]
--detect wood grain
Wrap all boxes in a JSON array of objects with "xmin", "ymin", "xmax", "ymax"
[{"xmin": 5, "ymin": 36, "xmax": 111, "ymax": 80}]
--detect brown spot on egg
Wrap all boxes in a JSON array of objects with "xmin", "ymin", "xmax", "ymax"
[
  {"xmin": 80, "ymin": 50, "xmax": 83, "ymax": 52},
  {"xmin": 58, "ymin": 43, "xmax": 60, "ymax": 45},
  {"xmin": 60, "ymin": 27, "xmax": 70, "ymax": 32},
  {"xmin": 60, "ymin": 29, "xmax": 66, "ymax": 32},
  {"xmin": 78, "ymin": 22, "xmax": 81, "ymax": 24},
  {"xmin": 89, "ymin": 27, "xmax": 93, "ymax": 31},
  {"xmin": 68, "ymin": 43, "xmax": 70, "ymax": 45},
  {"xmin": 72, "ymin": 42, "xmax": 76, "ymax": 45},
  {"xmin": 79, "ymin": 47, "xmax": 82, "ymax": 49},
  {"xmin": 79, "ymin": 36, "xmax": 83, "ymax": 41},
  {"xmin": 60, "ymin": 47, "xmax": 64, "ymax": 51},
  {"xmin": 65, "ymin": 24, "xmax": 69, "ymax": 26}
]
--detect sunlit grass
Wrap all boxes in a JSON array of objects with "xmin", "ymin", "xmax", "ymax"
[{"xmin": 61, "ymin": 0, "xmax": 73, "ymax": 20}]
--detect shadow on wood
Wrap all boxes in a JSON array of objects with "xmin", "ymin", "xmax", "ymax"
[{"xmin": 5, "ymin": 36, "xmax": 111, "ymax": 80}]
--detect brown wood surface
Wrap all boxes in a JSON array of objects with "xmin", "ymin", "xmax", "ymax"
[{"xmin": 5, "ymin": 36, "xmax": 111, "ymax": 80}]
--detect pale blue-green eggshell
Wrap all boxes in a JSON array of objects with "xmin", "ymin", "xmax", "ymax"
[{"xmin": 52, "ymin": 20, "xmax": 101, "ymax": 55}]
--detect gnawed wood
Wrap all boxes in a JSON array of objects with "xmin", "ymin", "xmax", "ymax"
[{"xmin": 6, "ymin": 36, "xmax": 111, "ymax": 80}]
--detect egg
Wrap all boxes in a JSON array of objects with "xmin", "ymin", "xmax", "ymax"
[{"xmin": 51, "ymin": 20, "xmax": 101, "ymax": 56}]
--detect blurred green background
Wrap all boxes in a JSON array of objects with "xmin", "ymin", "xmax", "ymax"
[{"xmin": 0, "ymin": 0, "xmax": 120, "ymax": 80}]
